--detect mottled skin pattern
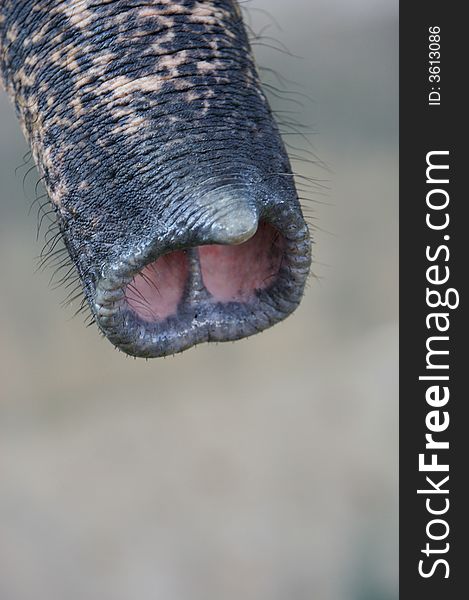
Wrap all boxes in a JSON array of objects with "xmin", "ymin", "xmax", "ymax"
[{"xmin": 0, "ymin": 0, "xmax": 311, "ymax": 357}]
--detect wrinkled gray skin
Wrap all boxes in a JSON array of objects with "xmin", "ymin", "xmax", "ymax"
[{"xmin": 0, "ymin": 0, "xmax": 311, "ymax": 358}]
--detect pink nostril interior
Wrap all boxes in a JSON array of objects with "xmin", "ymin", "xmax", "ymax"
[
  {"xmin": 124, "ymin": 222, "xmax": 285, "ymax": 322},
  {"xmin": 199, "ymin": 222, "xmax": 285, "ymax": 302},
  {"xmin": 125, "ymin": 250, "xmax": 189, "ymax": 322}
]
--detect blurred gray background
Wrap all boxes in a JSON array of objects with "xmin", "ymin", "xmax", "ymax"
[{"xmin": 0, "ymin": 1, "xmax": 398, "ymax": 599}]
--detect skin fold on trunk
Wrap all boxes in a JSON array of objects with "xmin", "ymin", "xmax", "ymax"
[{"xmin": 0, "ymin": 0, "xmax": 311, "ymax": 358}]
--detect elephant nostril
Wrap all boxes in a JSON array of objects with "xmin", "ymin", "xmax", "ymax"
[
  {"xmin": 198, "ymin": 222, "xmax": 285, "ymax": 302},
  {"xmin": 124, "ymin": 250, "xmax": 189, "ymax": 322},
  {"xmin": 123, "ymin": 221, "xmax": 285, "ymax": 323}
]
